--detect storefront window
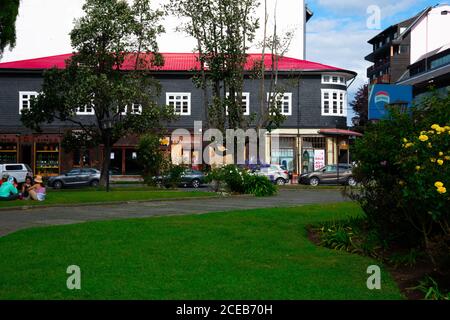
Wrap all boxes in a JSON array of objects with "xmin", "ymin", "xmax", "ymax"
[{"xmin": 302, "ymin": 137, "xmax": 326, "ymax": 173}]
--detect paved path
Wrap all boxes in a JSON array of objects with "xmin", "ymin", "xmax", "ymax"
[{"xmin": 0, "ymin": 190, "xmax": 348, "ymax": 237}]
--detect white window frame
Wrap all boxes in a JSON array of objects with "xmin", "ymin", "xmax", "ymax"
[
  {"xmin": 321, "ymin": 74, "xmax": 346, "ymax": 85},
  {"xmin": 225, "ymin": 92, "xmax": 250, "ymax": 116},
  {"xmin": 321, "ymin": 89, "xmax": 347, "ymax": 117},
  {"xmin": 19, "ymin": 91, "xmax": 39, "ymax": 114},
  {"xmin": 267, "ymin": 92, "xmax": 292, "ymax": 116},
  {"xmin": 120, "ymin": 104, "xmax": 143, "ymax": 115},
  {"xmin": 166, "ymin": 92, "xmax": 191, "ymax": 116},
  {"xmin": 76, "ymin": 104, "xmax": 95, "ymax": 115}
]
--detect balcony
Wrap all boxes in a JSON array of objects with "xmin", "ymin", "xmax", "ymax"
[{"xmin": 370, "ymin": 74, "xmax": 391, "ymax": 84}]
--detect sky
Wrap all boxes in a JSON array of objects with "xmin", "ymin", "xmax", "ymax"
[{"xmin": 0, "ymin": 0, "xmax": 441, "ymax": 124}]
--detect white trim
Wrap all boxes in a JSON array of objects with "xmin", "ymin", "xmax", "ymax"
[
  {"xmin": 321, "ymin": 74, "xmax": 347, "ymax": 85},
  {"xmin": 166, "ymin": 92, "xmax": 191, "ymax": 116},
  {"xmin": 267, "ymin": 92, "xmax": 292, "ymax": 116},
  {"xmin": 76, "ymin": 104, "xmax": 95, "ymax": 115},
  {"xmin": 19, "ymin": 91, "xmax": 38, "ymax": 114},
  {"xmin": 321, "ymin": 89, "xmax": 347, "ymax": 117},
  {"xmin": 225, "ymin": 92, "xmax": 250, "ymax": 116}
]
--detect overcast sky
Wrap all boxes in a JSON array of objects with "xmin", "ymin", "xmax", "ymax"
[{"xmin": 0, "ymin": 0, "xmax": 437, "ymax": 123}]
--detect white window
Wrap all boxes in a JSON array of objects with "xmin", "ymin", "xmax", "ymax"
[
  {"xmin": 267, "ymin": 92, "xmax": 292, "ymax": 116},
  {"xmin": 321, "ymin": 89, "xmax": 347, "ymax": 117},
  {"xmin": 120, "ymin": 104, "xmax": 142, "ymax": 115},
  {"xmin": 166, "ymin": 93, "xmax": 191, "ymax": 115},
  {"xmin": 19, "ymin": 91, "xmax": 38, "ymax": 113},
  {"xmin": 226, "ymin": 92, "xmax": 250, "ymax": 116},
  {"xmin": 322, "ymin": 74, "xmax": 346, "ymax": 85},
  {"xmin": 76, "ymin": 104, "xmax": 95, "ymax": 115}
]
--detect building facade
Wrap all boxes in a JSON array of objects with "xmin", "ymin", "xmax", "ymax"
[{"xmin": 0, "ymin": 53, "xmax": 358, "ymax": 178}]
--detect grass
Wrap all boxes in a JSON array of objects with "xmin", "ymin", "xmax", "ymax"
[
  {"xmin": 0, "ymin": 188, "xmax": 215, "ymax": 208},
  {"xmin": 0, "ymin": 202, "xmax": 403, "ymax": 300}
]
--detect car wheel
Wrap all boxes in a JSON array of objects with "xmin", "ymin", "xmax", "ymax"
[
  {"xmin": 309, "ymin": 177, "xmax": 320, "ymax": 187},
  {"xmin": 276, "ymin": 178, "xmax": 286, "ymax": 186},
  {"xmin": 347, "ymin": 176, "xmax": 357, "ymax": 187},
  {"xmin": 191, "ymin": 179, "xmax": 201, "ymax": 188},
  {"xmin": 53, "ymin": 180, "xmax": 63, "ymax": 189},
  {"xmin": 90, "ymin": 180, "xmax": 99, "ymax": 187}
]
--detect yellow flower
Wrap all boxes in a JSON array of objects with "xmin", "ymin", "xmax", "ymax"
[
  {"xmin": 399, "ymin": 180, "xmax": 405, "ymax": 186},
  {"xmin": 437, "ymin": 187, "xmax": 447, "ymax": 194},
  {"xmin": 445, "ymin": 156, "xmax": 450, "ymax": 161},
  {"xmin": 430, "ymin": 158, "xmax": 436, "ymax": 163},
  {"xmin": 416, "ymin": 166, "xmax": 421, "ymax": 171},
  {"xmin": 435, "ymin": 181, "xmax": 444, "ymax": 188},
  {"xmin": 439, "ymin": 152, "xmax": 444, "ymax": 156},
  {"xmin": 403, "ymin": 138, "xmax": 408, "ymax": 143},
  {"xmin": 444, "ymin": 126, "xmax": 450, "ymax": 131},
  {"xmin": 431, "ymin": 124, "xmax": 440, "ymax": 130},
  {"xmin": 428, "ymin": 142, "xmax": 433, "ymax": 148},
  {"xmin": 437, "ymin": 159, "xmax": 444, "ymax": 166},
  {"xmin": 404, "ymin": 142, "xmax": 414, "ymax": 148},
  {"xmin": 419, "ymin": 135, "xmax": 429, "ymax": 142}
]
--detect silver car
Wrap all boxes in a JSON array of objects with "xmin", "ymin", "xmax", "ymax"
[
  {"xmin": 254, "ymin": 164, "xmax": 290, "ymax": 185},
  {"xmin": 48, "ymin": 168, "xmax": 101, "ymax": 189}
]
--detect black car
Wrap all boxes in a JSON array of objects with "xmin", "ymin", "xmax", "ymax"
[
  {"xmin": 154, "ymin": 169, "xmax": 206, "ymax": 188},
  {"xmin": 48, "ymin": 168, "xmax": 101, "ymax": 189}
]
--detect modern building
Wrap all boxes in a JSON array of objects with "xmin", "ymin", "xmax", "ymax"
[
  {"xmin": 0, "ymin": 53, "xmax": 358, "ymax": 178},
  {"xmin": 366, "ymin": 4, "xmax": 450, "ymax": 96},
  {"xmin": 396, "ymin": 4, "xmax": 450, "ymax": 96}
]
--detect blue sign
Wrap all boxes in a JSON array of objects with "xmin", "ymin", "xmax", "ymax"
[{"xmin": 368, "ymin": 84, "xmax": 413, "ymax": 120}]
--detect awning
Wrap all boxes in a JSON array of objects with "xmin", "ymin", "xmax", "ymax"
[{"xmin": 319, "ymin": 129, "xmax": 363, "ymax": 137}]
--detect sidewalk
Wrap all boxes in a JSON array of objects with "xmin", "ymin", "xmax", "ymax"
[{"xmin": 0, "ymin": 189, "xmax": 348, "ymax": 237}]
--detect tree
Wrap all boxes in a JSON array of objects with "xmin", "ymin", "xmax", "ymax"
[
  {"xmin": 168, "ymin": 0, "xmax": 259, "ymax": 132},
  {"xmin": 21, "ymin": 0, "xmax": 174, "ymax": 186},
  {"xmin": 137, "ymin": 133, "xmax": 170, "ymax": 185},
  {"xmin": 350, "ymin": 84, "xmax": 369, "ymax": 131},
  {"xmin": 0, "ymin": 0, "xmax": 20, "ymax": 57}
]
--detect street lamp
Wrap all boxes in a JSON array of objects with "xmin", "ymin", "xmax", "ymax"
[{"xmin": 101, "ymin": 118, "xmax": 113, "ymax": 192}]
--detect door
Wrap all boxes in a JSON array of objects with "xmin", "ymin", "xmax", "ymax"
[
  {"xmin": 80, "ymin": 169, "xmax": 93, "ymax": 185},
  {"xmin": 63, "ymin": 169, "xmax": 82, "ymax": 185},
  {"xmin": 320, "ymin": 165, "xmax": 338, "ymax": 184}
]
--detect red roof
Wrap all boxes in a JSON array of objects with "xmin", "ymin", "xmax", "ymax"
[{"xmin": 0, "ymin": 53, "xmax": 353, "ymax": 74}]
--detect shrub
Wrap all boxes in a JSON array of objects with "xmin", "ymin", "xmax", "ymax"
[
  {"xmin": 163, "ymin": 164, "xmax": 187, "ymax": 189},
  {"xmin": 350, "ymin": 91, "xmax": 450, "ymax": 271},
  {"xmin": 244, "ymin": 173, "xmax": 277, "ymax": 197},
  {"xmin": 205, "ymin": 164, "xmax": 276, "ymax": 197}
]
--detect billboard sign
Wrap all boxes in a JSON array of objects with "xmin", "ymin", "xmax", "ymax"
[{"xmin": 368, "ymin": 84, "xmax": 413, "ymax": 120}]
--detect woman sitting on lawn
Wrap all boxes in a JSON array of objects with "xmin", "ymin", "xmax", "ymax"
[
  {"xmin": 28, "ymin": 175, "xmax": 46, "ymax": 202},
  {"xmin": 0, "ymin": 175, "xmax": 19, "ymax": 201},
  {"xmin": 21, "ymin": 176, "xmax": 33, "ymax": 200}
]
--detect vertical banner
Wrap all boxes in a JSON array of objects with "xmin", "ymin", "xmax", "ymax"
[{"xmin": 314, "ymin": 149, "xmax": 325, "ymax": 171}]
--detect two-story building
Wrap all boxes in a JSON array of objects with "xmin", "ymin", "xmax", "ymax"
[{"xmin": 0, "ymin": 53, "xmax": 358, "ymax": 178}]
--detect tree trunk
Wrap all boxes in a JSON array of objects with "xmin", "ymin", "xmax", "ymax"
[{"xmin": 100, "ymin": 133, "xmax": 112, "ymax": 187}]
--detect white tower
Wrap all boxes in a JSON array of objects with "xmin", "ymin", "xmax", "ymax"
[{"xmin": 261, "ymin": 0, "xmax": 311, "ymax": 60}]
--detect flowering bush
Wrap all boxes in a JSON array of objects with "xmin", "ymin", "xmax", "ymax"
[{"xmin": 350, "ymin": 91, "xmax": 450, "ymax": 271}]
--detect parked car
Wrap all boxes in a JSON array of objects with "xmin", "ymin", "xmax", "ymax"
[
  {"xmin": 48, "ymin": 168, "xmax": 101, "ymax": 189},
  {"xmin": 298, "ymin": 164, "xmax": 357, "ymax": 186},
  {"xmin": 253, "ymin": 164, "xmax": 290, "ymax": 185},
  {"xmin": 0, "ymin": 163, "xmax": 33, "ymax": 184},
  {"xmin": 154, "ymin": 169, "xmax": 206, "ymax": 188}
]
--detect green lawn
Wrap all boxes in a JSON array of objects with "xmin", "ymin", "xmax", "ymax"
[
  {"xmin": 0, "ymin": 188, "xmax": 215, "ymax": 208},
  {"xmin": 0, "ymin": 202, "xmax": 403, "ymax": 300}
]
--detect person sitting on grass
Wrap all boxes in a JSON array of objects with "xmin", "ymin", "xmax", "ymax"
[
  {"xmin": 0, "ymin": 175, "xmax": 19, "ymax": 201},
  {"xmin": 21, "ymin": 176, "xmax": 33, "ymax": 200},
  {"xmin": 27, "ymin": 175, "xmax": 46, "ymax": 202}
]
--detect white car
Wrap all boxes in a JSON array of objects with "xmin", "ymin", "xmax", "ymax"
[
  {"xmin": 0, "ymin": 163, "xmax": 33, "ymax": 183},
  {"xmin": 254, "ymin": 164, "xmax": 290, "ymax": 185}
]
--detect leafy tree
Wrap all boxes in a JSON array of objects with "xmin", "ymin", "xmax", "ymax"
[
  {"xmin": 21, "ymin": 0, "xmax": 174, "ymax": 186},
  {"xmin": 350, "ymin": 84, "xmax": 369, "ymax": 132},
  {"xmin": 137, "ymin": 133, "xmax": 170, "ymax": 185},
  {"xmin": 0, "ymin": 0, "xmax": 20, "ymax": 57}
]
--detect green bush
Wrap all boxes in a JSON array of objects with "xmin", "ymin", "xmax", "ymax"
[
  {"xmin": 244, "ymin": 174, "xmax": 277, "ymax": 197},
  {"xmin": 163, "ymin": 165, "xmax": 187, "ymax": 189},
  {"xmin": 349, "ymin": 91, "xmax": 450, "ymax": 271},
  {"xmin": 205, "ymin": 165, "xmax": 276, "ymax": 197}
]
